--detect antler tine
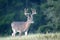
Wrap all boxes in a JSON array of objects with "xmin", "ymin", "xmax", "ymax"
[
  {"xmin": 24, "ymin": 8, "xmax": 29, "ymax": 16},
  {"xmin": 31, "ymin": 8, "xmax": 36, "ymax": 15}
]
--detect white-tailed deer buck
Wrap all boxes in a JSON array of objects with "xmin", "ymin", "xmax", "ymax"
[{"xmin": 11, "ymin": 8, "xmax": 36, "ymax": 36}]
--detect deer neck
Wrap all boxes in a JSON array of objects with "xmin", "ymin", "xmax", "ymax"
[{"xmin": 24, "ymin": 21, "xmax": 31, "ymax": 31}]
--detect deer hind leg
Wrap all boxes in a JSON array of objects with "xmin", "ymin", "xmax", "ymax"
[
  {"xmin": 12, "ymin": 29, "xmax": 16, "ymax": 37},
  {"xmin": 19, "ymin": 31, "xmax": 22, "ymax": 36}
]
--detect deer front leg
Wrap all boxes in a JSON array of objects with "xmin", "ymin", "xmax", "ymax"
[
  {"xmin": 12, "ymin": 29, "xmax": 16, "ymax": 37},
  {"xmin": 25, "ymin": 31, "xmax": 28, "ymax": 36}
]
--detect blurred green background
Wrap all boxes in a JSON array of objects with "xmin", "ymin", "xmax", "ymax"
[{"xmin": 0, "ymin": 0, "xmax": 60, "ymax": 36}]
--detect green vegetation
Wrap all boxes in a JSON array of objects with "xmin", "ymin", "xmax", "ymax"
[{"xmin": 0, "ymin": 0, "xmax": 60, "ymax": 36}]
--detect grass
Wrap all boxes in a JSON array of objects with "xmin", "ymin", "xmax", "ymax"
[{"xmin": 0, "ymin": 33, "xmax": 60, "ymax": 40}]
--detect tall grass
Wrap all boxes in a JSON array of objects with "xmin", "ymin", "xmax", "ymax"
[{"xmin": 0, "ymin": 33, "xmax": 60, "ymax": 40}]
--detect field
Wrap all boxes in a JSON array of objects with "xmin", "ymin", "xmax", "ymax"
[{"xmin": 0, "ymin": 33, "xmax": 60, "ymax": 40}]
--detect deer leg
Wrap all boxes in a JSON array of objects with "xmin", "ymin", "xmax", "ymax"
[
  {"xmin": 19, "ymin": 32, "xmax": 22, "ymax": 36},
  {"xmin": 12, "ymin": 29, "xmax": 16, "ymax": 37},
  {"xmin": 25, "ymin": 31, "xmax": 28, "ymax": 36}
]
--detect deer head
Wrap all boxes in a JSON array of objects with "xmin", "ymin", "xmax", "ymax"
[{"xmin": 24, "ymin": 8, "xmax": 37, "ymax": 24}]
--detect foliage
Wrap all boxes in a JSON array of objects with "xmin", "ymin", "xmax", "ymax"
[{"xmin": 0, "ymin": 0, "xmax": 60, "ymax": 36}]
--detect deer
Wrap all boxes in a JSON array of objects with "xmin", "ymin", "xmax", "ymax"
[{"xmin": 11, "ymin": 8, "xmax": 37, "ymax": 36}]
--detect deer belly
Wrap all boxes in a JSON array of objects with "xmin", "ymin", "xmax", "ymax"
[{"xmin": 12, "ymin": 24, "xmax": 27, "ymax": 32}]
